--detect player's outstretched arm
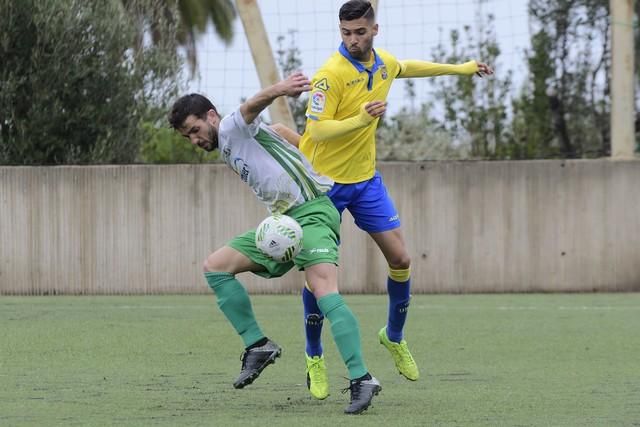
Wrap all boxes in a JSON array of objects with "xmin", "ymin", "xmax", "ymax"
[
  {"xmin": 270, "ymin": 123, "xmax": 301, "ymax": 147},
  {"xmin": 398, "ymin": 60, "xmax": 493, "ymax": 78},
  {"xmin": 240, "ymin": 72, "xmax": 311, "ymax": 125}
]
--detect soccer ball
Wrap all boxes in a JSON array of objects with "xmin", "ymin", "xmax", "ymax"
[{"xmin": 255, "ymin": 214, "xmax": 303, "ymax": 263}]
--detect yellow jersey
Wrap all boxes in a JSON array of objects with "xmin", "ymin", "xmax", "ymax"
[{"xmin": 299, "ymin": 44, "xmax": 478, "ymax": 184}]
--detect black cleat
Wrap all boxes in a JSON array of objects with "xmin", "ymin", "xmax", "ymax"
[
  {"xmin": 233, "ymin": 339, "xmax": 282, "ymax": 389},
  {"xmin": 342, "ymin": 375, "xmax": 382, "ymax": 414}
]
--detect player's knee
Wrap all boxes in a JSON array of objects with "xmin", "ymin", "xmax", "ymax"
[
  {"xmin": 388, "ymin": 253, "xmax": 411, "ymax": 270},
  {"xmin": 203, "ymin": 253, "xmax": 228, "ymax": 273},
  {"xmin": 202, "ymin": 257, "xmax": 213, "ymax": 272},
  {"xmin": 308, "ymin": 278, "xmax": 338, "ymax": 299}
]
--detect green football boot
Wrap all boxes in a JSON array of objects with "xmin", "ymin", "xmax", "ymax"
[
  {"xmin": 305, "ymin": 354, "xmax": 329, "ymax": 400},
  {"xmin": 378, "ymin": 327, "xmax": 420, "ymax": 381}
]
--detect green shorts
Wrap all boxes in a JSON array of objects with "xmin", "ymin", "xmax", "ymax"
[{"xmin": 227, "ymin": 195, "xmax": 340, "ymax": 279}]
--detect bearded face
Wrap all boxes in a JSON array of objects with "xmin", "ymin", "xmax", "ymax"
[
  {"xmin": 179, "ymin": 110, "xmax": 220, "ymax": 152},
  {"xmin": 340, "ymin": 17, "xmax": 378, "ymax": 61}
]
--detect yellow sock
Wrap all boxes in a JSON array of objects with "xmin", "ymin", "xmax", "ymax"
[{"xmin": 389, "ymin": 267, "xmax": 410, "ymax": 283}]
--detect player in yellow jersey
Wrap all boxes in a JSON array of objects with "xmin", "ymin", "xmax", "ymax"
[{"xmin": 296, "ymin": 0, "xmax": 494, "ymax": 399}]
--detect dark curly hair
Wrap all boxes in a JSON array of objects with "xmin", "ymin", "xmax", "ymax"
[{"xmin": 168, "ymin": 94, "xmax": 218, "ymax": 129}]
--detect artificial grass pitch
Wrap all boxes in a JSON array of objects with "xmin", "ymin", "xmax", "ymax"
[{"xmin": 1, "ymin": 293, "xmax": 639, "ymax": 426}]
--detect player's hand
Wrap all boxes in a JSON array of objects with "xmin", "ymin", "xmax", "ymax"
[
  {"xmin": 363, "ymin": 101, "xmax": 387, "ymax": 118},
  {"xmin": 475, "ymin": 62, "xmax": 494, "ymax": 77},
  {"xmin": 280, "ymin": 71, "xmax": 312, "ymax": 97}
]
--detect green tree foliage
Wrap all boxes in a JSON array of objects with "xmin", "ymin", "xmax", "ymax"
[
  {"xmin": 429, "ymin": 14, "xmax": 513, "ymax": 159},
  {"xmin": 631, "ymin": 1, "xmax": 639, "ymax": 153},
  {"xmin": 131, "ymin": 0, "xmax": 236, "ymax": 164},
  {"xmin": 276, "ymin": 30, "xmax": 309, "ymax": 134},
  {"xmin": 123, "ymin": 0, "xmax": 236, "ymax": 73},
  {"xmin": 509, "ymin": 30, "xmax": 557, "ymax": 158},
  {"xmin": 514, "ymin": 0, "xmax": 612, "ymax": 158},
  {"xmin": 377, "ymin": 104, "xmax": 469, "ymax": 160},
  {"xmin": 376, "ymin": 79, "xmax": 471, "ymax": 160},
  {"xmin": 636, "ymin": 1, "xmax": 640, "ymax": 89},
  {"xmin": 139, "ymin": 119, "xmax": 219, "ymax": 163},
  {"xmin": 0, "ymin": 0, "xmax": 182, "ymax": 165}
]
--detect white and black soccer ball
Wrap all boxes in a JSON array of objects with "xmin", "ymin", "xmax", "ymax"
[{"xmin": 255, "ymin": 214, "xmax": 303, "ymax": 263}]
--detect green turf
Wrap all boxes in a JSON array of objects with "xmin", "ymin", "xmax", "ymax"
[{"xmin": 1, "ymin": 294, "xmax": 639, "ymax": 426}]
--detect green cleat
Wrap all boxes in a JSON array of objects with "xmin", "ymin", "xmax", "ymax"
[
  {"xmin": 305, "ymin": 354, "xmax": 329, "ymax": 400},
  {"xmin": 378, "ymin": 327, "xmax": 420, "ymax": 381}
]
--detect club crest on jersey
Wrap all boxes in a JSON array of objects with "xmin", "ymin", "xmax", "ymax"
[
  {"xmin": 314, "ymin": 78, "xmax": 329, "ymax": 91},
  {"xmin": 310, "ymin": 91, "xmax": 326, "ymax": 113},
  {"xmin": 380, "ymin": 65, "xmax": 388, "ymax": 80}
]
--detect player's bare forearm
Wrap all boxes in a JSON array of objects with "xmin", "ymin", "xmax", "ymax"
[
  {"xmin": 271, "ymin": 123, "xmax": 301, "ymax": 147},
  {"xmin": 240, "ymin": 81, "xmax": 297, "ymax": 125},
  {"xmin": 240, "ymin": 86, "xmax": 283, "ymax": 125},
  {"xmin": 240, "ymin": 72, "xmax": 311, "ymax": 124}
]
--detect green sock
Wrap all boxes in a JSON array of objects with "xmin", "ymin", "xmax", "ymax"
[
  {"xmin": 317, "ymin": 293, "xmax": 367, "ymax": 379},
  {"xmin": 204, "ymin": 272, "xmax": 264, "ymax": 348}
]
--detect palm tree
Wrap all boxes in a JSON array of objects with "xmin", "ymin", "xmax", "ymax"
[{"xmin": 123, "ymin": 0, "xmax": 236, "ymax": 73}]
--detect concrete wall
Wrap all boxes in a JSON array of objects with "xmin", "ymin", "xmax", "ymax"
[{"xmin": 1, "ymin": 160, "xmax": 638, "ymax": 295}]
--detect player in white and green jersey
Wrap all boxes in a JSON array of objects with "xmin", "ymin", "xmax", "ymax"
[
  {"xmin": 168, "ymin": 72, "xmax": 381, "ymax": 415},
  {"xmin": 217, "ymin": 105, "xmax": 333, "ymax": 214}
]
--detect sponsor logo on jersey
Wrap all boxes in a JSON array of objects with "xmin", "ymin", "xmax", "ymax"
[
  {"xmin": 233, "ymin": 158, "xmax": 250, "ymax": 182},
  {"xmin": 346, "ymin": 77, "xmax": 366, "ymax": 87},
  {"xmin": 310, "ymin": 91, "xmax": 326, "ymax": 113},
  {"xmin": 388, "ymin": 214, "xmax": 399, "ymax": 222},
  {"xmin": 222, "ymin": 146, "xmax": 231, "ymax": 161},
  {"xmin": 314, "ymin": 78, "xmax": 329, "ymax": 91}
]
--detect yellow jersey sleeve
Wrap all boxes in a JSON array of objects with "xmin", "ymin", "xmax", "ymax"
[
  {"xmin": 398, "ymin": 60, "xmax": 478, "ymax": 78},
  {"xmin": 305, "ymin": 69, "xmax": 342, "ymax": 122},
  {"xmin": 306, "ymin": 103, "xmax": 376, "ymax": 142}
]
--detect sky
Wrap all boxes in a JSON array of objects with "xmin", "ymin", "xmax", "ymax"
[{"xmin": 187, "ymin": 0, "xmax": 531, "ymax": 118}]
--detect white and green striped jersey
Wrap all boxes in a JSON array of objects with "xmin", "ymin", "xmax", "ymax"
[{"xmin": 218, "ymin": 108, "xmax": 334, "ymax": 214}]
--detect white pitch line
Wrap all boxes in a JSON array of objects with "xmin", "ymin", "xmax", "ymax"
[
  {"xmin": 112, "ymin": 305, "xmax": 212, "ymax": 310},
  {"xmin": 412, "ymin": 305, "xmax": 640, "ymax": 311}
]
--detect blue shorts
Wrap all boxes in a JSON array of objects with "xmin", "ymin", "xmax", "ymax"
[{"xmin": 327, "ymin": 171, "xmax": 401, "ymax": 233}]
